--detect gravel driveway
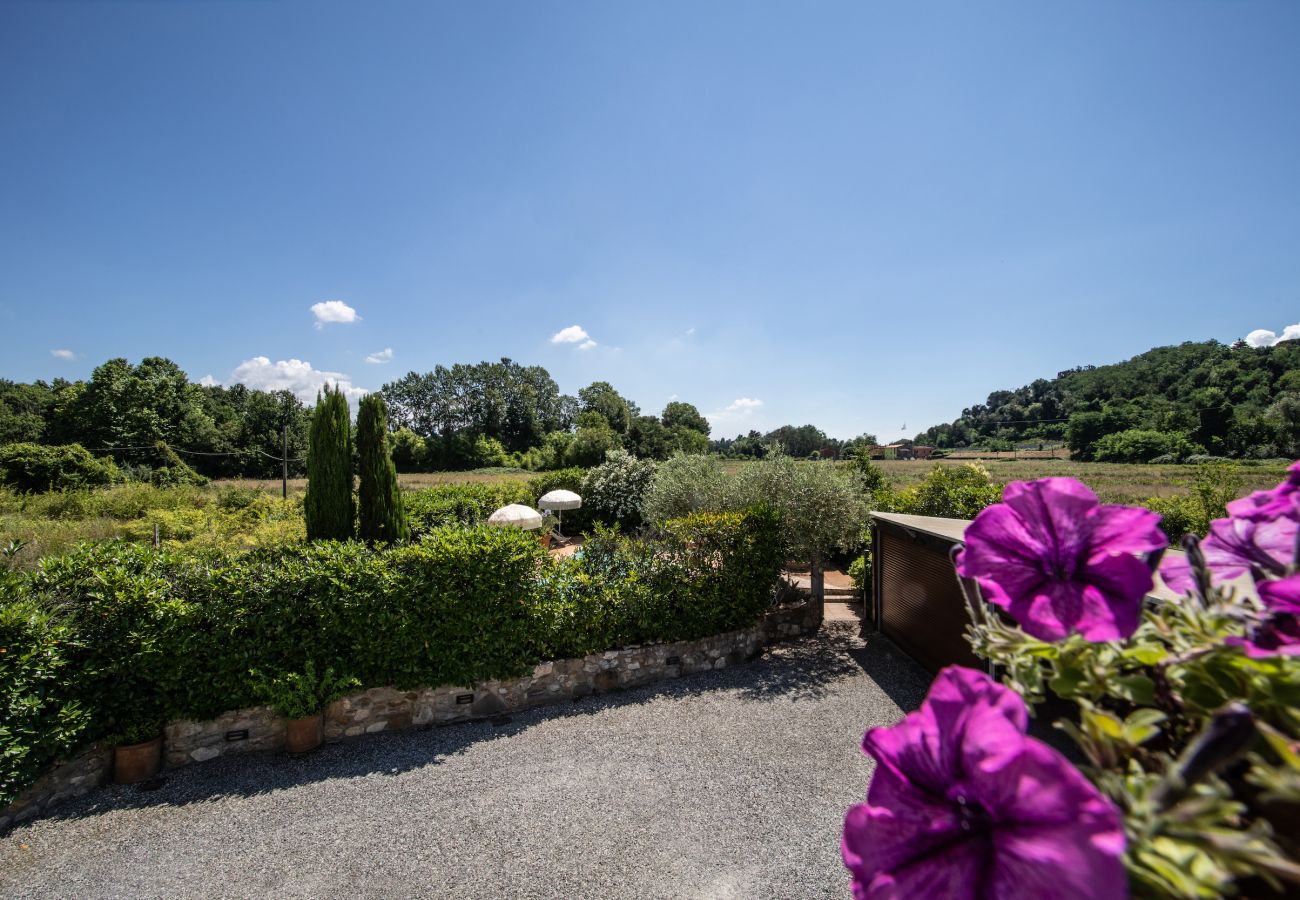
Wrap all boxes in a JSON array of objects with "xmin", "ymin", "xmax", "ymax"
[{"xmin": 0, "ymin": 621, "xmax": 930, "ymax": 899}]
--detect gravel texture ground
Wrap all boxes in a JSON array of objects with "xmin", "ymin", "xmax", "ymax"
[{"xmin": 0, "ymin": 621, "xmax": 930, "ymax": 899}]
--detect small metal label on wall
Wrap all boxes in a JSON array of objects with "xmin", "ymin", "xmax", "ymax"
[
  {"xmin": 225, "ymin": 729, "xmax": 249, "ymax": 742},
  {"xmin": 455, "ymin": 693, "xmax": 474, "ymax": 705}
]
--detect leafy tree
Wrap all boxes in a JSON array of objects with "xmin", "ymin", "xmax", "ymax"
[
  {"xmin": 389, "ymin": 428, "xmax": 428, "ymax": 472},
  {"xmin": 566, "ymin": 422, "xmax": 621, "ymax": 467},
  {"xmin": 670, "ymin": 425, "xmax": 710, "ymax": 455},
  {"xmin": 381, "ymin": 359, "xmax": 574, "ymax": 452},
  {"xmin": 642, "ymin": 453, "xmax": 733, "ymax": 523},
  {"xmin": 917, "ymin": 339, "xmax": 1300, "ymax": 459},
  {"xmin": 356, "ymin": 394, "xmax": 409, "ymax": 544},
  {"xmin": 577, "ymin": 381, "xmax": 638, "ymax": 434},
  {"xmin": 762, "ymin": 424, "xmax": 829, "ymax": 458},
  {"xmin": 733, "ymin": 450, "xmax": 869, "ymax": 602},
  {"xmin": 661, "ymin": 401, "xmax": 710, "ymax": 436},
  {"xmin": 304, "ymin": 386, "xmax": 354, "ymax": 541},
  {"xmin": 624, "ymin": 415, "xmax": 674, "ymax": 460}
]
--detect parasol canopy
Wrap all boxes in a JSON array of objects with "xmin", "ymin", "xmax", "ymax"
[
  {"xmin": 486, "ymin": 504, "xmax": 545, "ymax": 531},
  {"xmin": 538, "ymin": 489, "xmax": 582, "ymax": 511}
]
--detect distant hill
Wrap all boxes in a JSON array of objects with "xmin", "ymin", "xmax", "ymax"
[{"xmin": 916, "ymin": 339, "xmax": 1300, "ymax": 461}]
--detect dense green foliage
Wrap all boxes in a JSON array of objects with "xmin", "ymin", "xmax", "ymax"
[
  {"xmin": 0, "ymin": 509, "xmax": 782, "ymax": 805},
  {"xmin": 304, "ymin": 387, "xmax": 354, "ymax": 541},
  {"xmin": 917, "ymin": 339, "xmax": 1300, "ymax": 459},
  {"xmin": 0, "ymin": 483, "xmax": 304, "ymax": 568},
  {"xmin": 250, "ymin": 662, "xmax": 360, "ymax": 720},
  {"xmin": 712, "ymin": 427, "xmax": 878, "ymax": 460},
  {"xmin": 0, "ymin": 361, "xmax": 310, "ymax": 480},
  {"xmin": 0, "ymin": 443, "xmax": 122, "ymax": 493},
  {"xmin": 356, "ymin": 395, "xmax": 409, "ymax": 544},
  {"xmin": 581, "ymin": 450, "xmax": 657, "ymax": 529},
  {"xmin": 380, "ymin": 365, "xmax": 708, "ymax": 470}
]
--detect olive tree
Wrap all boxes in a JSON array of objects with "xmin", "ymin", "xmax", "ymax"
[{"xmin": 734, "ymin": 451, "xmax": 868, "ymax": 602}]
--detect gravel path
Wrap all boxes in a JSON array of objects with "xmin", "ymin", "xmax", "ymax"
[{"xmin": 0, "ymin": 622, "xmax": 930, "ymax": 899}]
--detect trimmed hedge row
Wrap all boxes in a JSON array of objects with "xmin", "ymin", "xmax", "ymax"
[{"xmin": 0, "ymin": 507, "xmax": 783, "ymax": 806}]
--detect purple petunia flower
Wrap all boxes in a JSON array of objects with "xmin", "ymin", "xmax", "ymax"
[
  {"xmin": 1227, "ymin": 574, "xmax": 1300, "ymax": 658},
  {"xmin": 955, "ymin": 477, "xmax": 1166, "ymax": 641},
  {"xmin": 1224, "ymin": 461, "xmax": 1300, "ymax": 523},
  {"xmin": 842, "ymin": 666, "xmax": 1127, "ymax": 899},
  {"xmin": 1158, "ymin": 515, "xmax": 1297, "ymax": 595}
]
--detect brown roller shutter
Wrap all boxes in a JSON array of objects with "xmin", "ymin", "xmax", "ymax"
[{"xmin": 878, "ymin": 521, "xmax": 983, "ymax": 673}]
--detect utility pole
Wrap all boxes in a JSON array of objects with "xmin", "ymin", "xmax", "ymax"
[{"xmin": 282, "ymin": 424, "xmax": 289, "ymax": 500}]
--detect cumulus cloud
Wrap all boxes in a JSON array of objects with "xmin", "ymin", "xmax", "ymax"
[
  {"xmin": 1245, "ymin": 323, "xmax": 1300, "ymax": 348},
  {"xmin": 49, "ymin": 349, "xmax": 75, "ymax": 360},
  {"xmin": 707, "ymin": 397, "xmax": 764, "ymax": 427},
  {"xmin": 198, "ymin": 374, "xmax": 219, "ymax": 387},
  {"xmin": 229, "ymin": 356, "xmax": 369, "ymax": 407},
  {"xmin": 364, "ymin": 347, "xmax": 394, "ymax": 364},
  {"xmin": 551, "ymin": 324, "xmax": 592, "ymax": 345},
  {"xmin": 311, "ymin": 300, "xmax": 360, "ymax": 327}
]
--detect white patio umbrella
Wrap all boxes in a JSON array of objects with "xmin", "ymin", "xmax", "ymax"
[
  {"xmin": 538, "ymin": 489, "xmax": 582, "ymax": 538},
  {"xmin": 486, "ymin": 503, "xmax": 544, "ymax": 531}
]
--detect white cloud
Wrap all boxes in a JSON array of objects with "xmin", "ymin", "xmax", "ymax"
[
  {"xmin": 365, "ymin": 347, "xmax": 394, "ymax": 364},
  {"xmin": 686, "ymin": 327, "xmax": 696, "ymax": 336},
  {"xmin": 707, "ymin": 397, "xmax": 764, "ymax": 427},
  {"xmin": 49, "ymin": 349, "xmax": 75, "ymax": 360},
  {"xmin": 311, "ymin": 300, "xmax": 361, "ymax": 327},
  {"xmin": 551, "ymin": 324, "xmax": 591, "ymax": 344},
  {"xmin": 198, "ymin": 374, "xmax": 219, "ymax": 387},
  {"xmin": 1245, "ymin": 323, "xmax": 1300, "ymax": 348},
  {"xmin": 228, "ymin": 356, "xmax": 369, "ymax": 408},
  {"xmin": 578, "ymin": 339, "xmax": 597, "ymax": 351}
]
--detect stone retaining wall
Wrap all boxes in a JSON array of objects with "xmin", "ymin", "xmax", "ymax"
[{"xmin": 2, "ymin": 595, "xmax": 821, "ymax": 831}]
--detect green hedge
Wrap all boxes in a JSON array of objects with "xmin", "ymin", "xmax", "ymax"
[{"xmin": 0, "ymin": 508, "xmax": 782, "ymax": 806}]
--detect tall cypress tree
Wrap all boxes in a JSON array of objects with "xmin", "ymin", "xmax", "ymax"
[
  {"xmin": 356, "ymin": 393, "xmax": 409, "ymax": 544},
  {"xmin": 305, "ymin": 386, "xmax": 354, "ymax": 541}
]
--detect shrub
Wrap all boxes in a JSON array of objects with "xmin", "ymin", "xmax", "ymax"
[
  {"xmin": 733, "ymin": 450, "xmax": 869, "ymax": 566},
  {"xmin": 581, "ymin": 449, "xmax": 657, "ymax": 529},
  {"xmin": 0, "ymin": 443, "xmax": 121, "ymax": 493},
  {"xmin": 305, "ymin": 386, "xmax": 354, "ymax": 541},
  {"xmin": 0, "ymin": 599, "xmax": 91, "ymax": 803},
  {"xmin": 1092, "ymin": 428, "xmax": 1205, "ymax": 463},
  {"xmin": 356, "ymin": 395, "xmax": 409, "ymax": 544},
  {"xmin": 641, "ymin": 453, "xmax": 732, "ymax": 523},
  {"xmin": 881, "ymin": 462, "xmax": 1002, "ymax": 519},
  {"xmin": 0, "ymin": 507, "xmax": 783, "ymax": 805},
  {"xmin": 250, "ymin": 662, "xmax": 360, "ymax": 719},
  {"xmin": 403, "ymin": 481, "xmax": 533, "ymax": 535},
  {"xmin": 148, "ymin": 442, "xmax": 207, "ymax": 487}
]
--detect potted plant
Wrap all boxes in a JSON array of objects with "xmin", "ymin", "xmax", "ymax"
[
  {"xmin": 113, "ymin": 719, "xmax": 165, "ymax": 784},
  {"xmin": 251, "ymin": 662, "xmax": 359, "ymax": 755}
]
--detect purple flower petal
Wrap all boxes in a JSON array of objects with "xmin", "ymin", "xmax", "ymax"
[
  {"xmin": 957, "ymin": 477, "xmax": 1165, "ymax": 642},
  {"xmin": 844, "ymin": 668, "xmax": 1128, "ymax": 899},
  {"xmin": 1260, "ymin": 575, "xmax": 1300, "ymax": 615}
]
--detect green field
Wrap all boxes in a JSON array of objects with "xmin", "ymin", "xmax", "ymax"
[{"xmin": 2, "ymin": 458, "xmax": 1288, "ymax": 569}]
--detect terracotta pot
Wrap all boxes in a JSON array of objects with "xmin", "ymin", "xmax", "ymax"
[
  {"xmin": 114, "ymin": 736, "xmax": 162, "ymax": 784},
  {"xmin": 285, "ymin": 712, "xmax": 324, "ymax": 754},
  {"xmin": 538, "ymin": 532, "xmax": 552, "ymax": 549}
]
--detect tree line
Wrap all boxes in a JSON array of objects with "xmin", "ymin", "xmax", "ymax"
[
  {"xmin": 915, "ymin": 339, "xmax": 1300, "ymax": 461},
  {"xmin": 0, "ymin": 355, "xmax": 718, "ymax": 479}
]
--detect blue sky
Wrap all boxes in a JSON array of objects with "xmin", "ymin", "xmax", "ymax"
[{"xmin": 2, "ymin": 1, "xmax": 1298, "ymax": 441}]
